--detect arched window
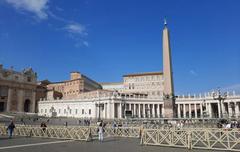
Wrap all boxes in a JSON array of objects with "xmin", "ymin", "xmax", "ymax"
[{"xmin": 24, "ymin": 99, "xmax": 31, "ymax": 112}]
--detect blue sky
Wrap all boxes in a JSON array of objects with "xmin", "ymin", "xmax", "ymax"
[{"xmin": 0, "ymin": 0, "xmax": 239, "ymax": 94}]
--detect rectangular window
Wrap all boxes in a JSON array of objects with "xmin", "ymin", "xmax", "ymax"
[
  {"xmin": 64, "ymin": 109, "xmax": 66, "ymax": 114},
  {"xmin": 89, "ymin": 109, "xmax": 91, "ymax": 115},
  {"xmin": 59, "ymin": 109, "xmax": 61, "ymax": 114},
  {"xmin": 69, "ymin": 109, "xmax": 72, "ymax": 114},
  {"xmin": 45, "ymin": 109, "xmax": 47, "ymax": 113},
  {"xmin": 41, "ymin": 109, "xmax": 43, "ymax": 113},
  {"xmin": 27, "ymin": 76, "xmax": 31, "ymax": 82},
  {"xmin": 82, "ymin": 109, "xmax": 84, "ymax": 114},
  {"xmin": 75, "ymin": 109, "xmax": 78, "ymax": 114}
]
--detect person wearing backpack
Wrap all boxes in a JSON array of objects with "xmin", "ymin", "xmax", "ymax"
[{"xmin": 7, "ymin": 120, "xmax": 15, "ymax": 138}]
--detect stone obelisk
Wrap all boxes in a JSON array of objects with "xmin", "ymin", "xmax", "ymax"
[{"xmin": 162, "ymin": 19, "xmax": 176, "ymax": 118}]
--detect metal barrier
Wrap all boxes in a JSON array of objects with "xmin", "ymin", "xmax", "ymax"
[
  {"xmin": 0, "ymin": 125, "xmax": 140, "ymax": 140},
  {"xmin": 141, "ymin": 128, "xmax": 240, "ymax": 151},
  {"xmin": 0, "ymin": 125, "xmax": 91, "ymax": 141},
  {"xmin": 88, "ymin": 126, "xmax": 141, "ymax": 139},
  {"xmin": 2, "ymin": 124, "xmax": 240, "ymax": 151}
]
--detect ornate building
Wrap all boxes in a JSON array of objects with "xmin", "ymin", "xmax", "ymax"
[
  {"xmin": 38, "ymin": 21, "xmax": 240, "ymax": 119},
  {"xmin": 38, "ymin": 90, "xmax": 240, "ymax": 119},
  {"xmin": 0, "ymin": 65, "xmax": 37, "ymax": 113}
]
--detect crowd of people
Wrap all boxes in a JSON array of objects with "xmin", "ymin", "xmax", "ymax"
[{"xmin": 218, "ymin": 120, "xmax": 240, "ymax": 129}]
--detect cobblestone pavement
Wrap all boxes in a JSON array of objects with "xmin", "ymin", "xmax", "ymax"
[{"xmin": 0, "ymin": 136, "xmax": 224, "ymax": 152}]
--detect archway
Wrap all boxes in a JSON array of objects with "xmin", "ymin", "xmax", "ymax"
[{"xmin": 24, "ymin": 99, "xmax": 31, "ymax": 112}]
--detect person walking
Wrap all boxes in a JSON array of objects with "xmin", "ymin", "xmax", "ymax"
[
  {"xmin": 98, "ymin": 120, "xmax": 104, "ymax": 142},
  {"xmin": 7, "ymin": 120, "xmax": 15, "ymax": 138},
  {"xmin": 40, "ymin": 122, "xmax": 47, "ymax": 132}
]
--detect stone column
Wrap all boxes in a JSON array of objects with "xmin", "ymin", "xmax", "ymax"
[
  {"xmin": 189, "ymin": 104, "xmax": 192, "ymax": 118},
  {"xmin": 153, "ymin": 104, "xmax": 155, "ymax": 118},
  {"xmin": 194, "ymin": 104, "xmax": 197, "ymax": 118},
  {"xmin": 133, "ymin": 104, "xmax": 136, "ymax": 117},
  {"xmin": 183, "ymin": 104, "xmax": 186, "ymax": 118},
  {"xmin": 107, "ymin": 102, "xmax": 111, "ymax": 119},
  {"xmin": 156, "ymin": 104, "xmax": 159, "ymax": 118},
  {"xmin": 177, "ymin": 104, "xmax": 181, "ymax": 118},
  {"xmin": 209, "ymin": 103, "xmax": 212, "ymax": 118},
  {"xmin": 17, "ymin": 89, "xmax": 24, "ymax": 112},
  {"xmin": 222, "ymin": 102, "xmax": 226, "ymax": 117},
  {"xmin": 138, "ymin": 104, "xmax": 141, "ymax": 118},
  {"xmin": 112, "ymin": 102, "xmax": 115, "ymax": 119},
  {"xmin": 228, "ymin": 102, "xmax": 233, "ymax": 118},
  {"xmin": 162, "ymin": 104, "xmax": 165, "ymax": 118},
  {"xmin": 200, "ymin": 103, "xmax": 203, "ymax": 118},
  {"xmin": 31, "ymin": 90, "xmax": 36, "ymax": 113},
  {"xmin": 6, "ymin": 88, "xmax": 13, "ymax": 112},
  {"xmin": 235, "ymin": 102, "xmax": 239, "ymax": 118},
  {"xmin": 119, "ymin": 103, "xmax": 122, "ymax": 119},
  {"xmin": 143, "ymin": 104, "xmax": 146, "ymax": 118},
  {"xmin": 147, "ymin": 104, "xmax": 150, "ymax": 118},
  {"xmin": 217, "ymin": 102, "xmax": 221, "ymax": 118},
  {"xmin": 129, "ymin": 103, "xmax": 132, "ymax": 111},
  {"xmin": 95, "ymin": 105, "xmax": 98, "ymax": 119}
]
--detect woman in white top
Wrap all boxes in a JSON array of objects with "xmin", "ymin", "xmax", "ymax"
[{"xmin": 98, "ymin": 121, "xmax": 104, "ymax": 142}]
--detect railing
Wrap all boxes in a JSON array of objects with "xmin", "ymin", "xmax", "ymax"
[
  {"xmin": 141, "ymin": 128, "xmax": 240, "ymax": 151},
  {"xmin": 1, "ymin": 124, "xmax": 240, "ymax": 151},
  {"xmin": 0, "ymin": 125, "xmax": 140, "ymax": 140},
  {"xmin": 0, "ymin": 125, "xmax": 92, "ymax": 141}
]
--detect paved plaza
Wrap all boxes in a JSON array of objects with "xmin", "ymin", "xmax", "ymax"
[{"xmin": 0, "ymin": 136, "xmax": 224, "ymax": 152}]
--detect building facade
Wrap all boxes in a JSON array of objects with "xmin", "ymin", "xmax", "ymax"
[
  {"xmin": 123, "ymin": 72, "xmax": 164, "ymax": 98},
  {"xmin": 0, "ymin": 65, "xmax": 37, "ymax": 113},
  {"xmin": 46, "ymin": 72, "xmax": 102, "ymax": 100},
  {"xmin": 38, "ymin": 90, "xmax": 240, "ymax": 119}
]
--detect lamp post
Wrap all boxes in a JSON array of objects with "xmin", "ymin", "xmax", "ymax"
[
  {"xmin": 213, "ymin": 88, "xmax": 227, "ymax": 119},
  {"xmin": 202, "ymin": 100, "xmax": 206, "ymax": 118},
  {"xmin": 50, "ymin": 106, "xmax": 54, "ymax": 117},
  {"xmin": 230, "ymin": 102, "xmax": 235, "ymax": 118}
]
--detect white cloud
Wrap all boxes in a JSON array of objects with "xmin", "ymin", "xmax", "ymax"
[
  {"xmin": 65, "ymin": 23, "xmax": 87, "ymax": 36},
  {"xmin": 4, "ymin": 0, "xmax": 89, "ymax": 47},
  {"xmin": 5, "ymin": 0, "xmax": 49, "ymax": 19},
  {"xmin": 189, "ymin": 70, "xmax": 198, "ymax": 76},
  {"xmin": 83, "ymin": 41, "xmax": 89, "ymax": 47},
  {"xmin": 64, "ymin": 23, "xmax": 89, "ymax": 47}
]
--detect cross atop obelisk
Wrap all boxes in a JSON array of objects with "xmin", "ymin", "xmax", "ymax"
[{"xmin": 162, "ymin": 19, "xmax": 176, "ymax": 118}]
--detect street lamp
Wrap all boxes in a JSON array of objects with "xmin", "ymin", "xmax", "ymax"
[
  {"xmin": 202, "ymin": 100, "xmax": 207, "ymax": 118},
  {"xmin": 50, "ymin": 106, "xmax": 55, "ymax": 117},
  {"xmin": 213, "ymin": 88, "xmax": 227, "ymax": 118}
]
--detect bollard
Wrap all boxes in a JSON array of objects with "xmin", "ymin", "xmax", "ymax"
[{"xmin": 187, "ymin": 131, "xmax": 192, "ymax": 150}]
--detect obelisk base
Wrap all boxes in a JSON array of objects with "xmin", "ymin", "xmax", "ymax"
[{"xmin": 163, "ymin": 98, "xmax": 176, "ymax": 118}]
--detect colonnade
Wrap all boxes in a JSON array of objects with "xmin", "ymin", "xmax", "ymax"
[
  {"xmin": 114, "ymin": 101, "xmax": 240, "ymax": 119},
  {"xmin": 116, "ymin": 103, "xmax": 164, "ymax": 118},
  {"xmin": 176, "ymin": 101, "xmax": 240, "ymax": 119}
]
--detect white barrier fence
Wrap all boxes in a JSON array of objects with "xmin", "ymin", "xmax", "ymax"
[
  {"xmin": 0, "ymin": 125, "xmax": 140, "ymax": 141},
  {"xmin": 1, "ymin": 124, "xmax": 240, "ymax": 151},
  {"xmin": 141, "ymin": 128, "xmax": 240, "ymax": 151}
]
